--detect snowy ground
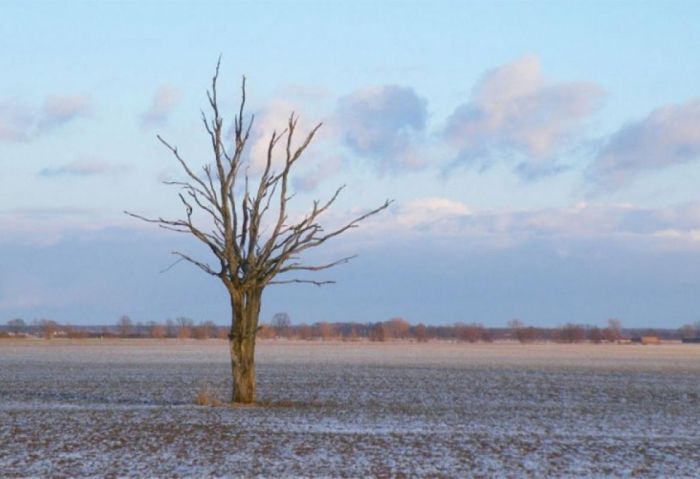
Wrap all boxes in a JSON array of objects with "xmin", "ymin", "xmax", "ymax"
[{"xmin": 1, "ymin": 340, "xmax": 700, "ymax": 477}]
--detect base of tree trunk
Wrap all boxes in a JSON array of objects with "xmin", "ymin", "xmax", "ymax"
[{"xmin": 230, "ymin": 338, "xmax": 256, "ymax": 404}]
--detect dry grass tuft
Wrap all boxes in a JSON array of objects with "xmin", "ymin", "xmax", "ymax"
[{"xmin": 193, "ymin": 384, "xmax": 223, "ymax": 407}]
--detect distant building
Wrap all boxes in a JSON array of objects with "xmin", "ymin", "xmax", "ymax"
[{"xmin": 682, "ymin": 337, "xmax": 700, "ymax": 344}]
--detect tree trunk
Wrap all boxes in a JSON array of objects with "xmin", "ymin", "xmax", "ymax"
[{"xmin": 229, "ymin": 288, "xmax": 262, "ymax": 404}]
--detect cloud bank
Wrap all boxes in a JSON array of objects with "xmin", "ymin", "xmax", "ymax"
[{"xmin": 363, "ymin": 197, "xmax": 700, "ymax": 251}]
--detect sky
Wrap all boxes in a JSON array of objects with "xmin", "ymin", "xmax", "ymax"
[{"xmin": 1, "ymin": 1, "xmax": 700, "ymax": 328}]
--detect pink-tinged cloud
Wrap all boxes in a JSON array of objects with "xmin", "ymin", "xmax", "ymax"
[
  {"xmin": 0, "ymin": 95, "xmax": 92, "ymax": 141},
  {"xmin": 444, "ymin": 55, "xmax": 604, "ymax": 179},
  {"xmin": 0, "ymin": 101, "xmax": 34, "ymax": 141},
  {"xmin": 39, "ymin": 95, "xmax": 92, "ymax": 131},
  {"xmin": 588, "ymin": 99, "xmax": 700, "ymax": 191},
  {"xmin": 141, "ymin": 85, "xmax": 179, "ymax": 128}
]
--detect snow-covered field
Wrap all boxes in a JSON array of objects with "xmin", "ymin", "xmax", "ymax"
[{"xmin": 1, "ymin": 340, "xmax": 700, "ymax": 477}]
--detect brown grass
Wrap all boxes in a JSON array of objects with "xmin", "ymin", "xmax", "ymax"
[{"xmin": 193, "ymin": 384, "xmax": 223, "ymax": 407}]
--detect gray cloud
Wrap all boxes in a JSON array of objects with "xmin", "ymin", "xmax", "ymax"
[
  {"xmin": 141, "ymin": 85, "xmax": 179, "ymax": 128},
  {"xmin": 588, "ymin": 99, "xmax": 700, "ymax": 191},
  {"xmin": 0, "ymin": 95, "xmax": 92, "ymax": 142},
  {"xmin": 444, "ymin": 55, "xmax": 604, "ymax": 179},
  {"xmin": 37, "ymin": 160, "xmax": 123, "ymax": 178},
  {"xmin": 334, "ymin": 85, "xmax": 428, "ymax": 173}
]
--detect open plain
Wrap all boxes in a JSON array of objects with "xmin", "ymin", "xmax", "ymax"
[{"xmin": 1, "ymin": 340, "xmax": 700, "ymax": 477}]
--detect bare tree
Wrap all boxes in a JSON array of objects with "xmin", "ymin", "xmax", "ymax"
[
  {"xmin": 127, "ymin": 60, "xmax": 389, "ymax": 403},
  {"xmin": 117, "ymin": 315, "xmax": 132, "ymax": 338},
  {"xmin": 149, "ymin": 321, "xmax": 166, "ymax": 339},
  {"xmin": 606, "ymin": 318, "xmax": 623, "ymax": 342},
  {"xmin": 6, "ymin": 318, "xmax": 26, "ymax": 335},
  {"xmin": 175, "ymin": 316, "xmax": 194, "ymax": 339},
  {"xmin": 37, "ymin": 319, "xmax": 59, "ymax": 340},
  {"xmin": 271, "ymin": 312, "xmax": 291, "ymax": 338}
]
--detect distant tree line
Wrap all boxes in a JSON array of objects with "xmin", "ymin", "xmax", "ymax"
[{"xmin": 2, "ymin": 315, "xmax": 698, "ymax": 343}]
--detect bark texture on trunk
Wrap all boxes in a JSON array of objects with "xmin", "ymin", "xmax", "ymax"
[{"xmin": 229, "ymin": 288, "xmax": 262, "ymax": 404}]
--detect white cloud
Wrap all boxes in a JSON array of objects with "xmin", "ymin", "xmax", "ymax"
[
  {"xmin": 141, "ymin": 85, "xmax": 179, "ymax": 128},
  {"xmin": 444, "ymin": 55, "xmax": 604, "ymax": 179},
  {"xmin": 588, "ymin": 99, "xmax": 700, "ymax": 191},
  {"xmin": 244, "ymin": 99, "xmax": 301, "ymax": 174}
]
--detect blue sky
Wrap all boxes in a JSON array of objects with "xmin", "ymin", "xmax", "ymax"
[{"xmin": 1, "ymin": 1, "xmax": 700, "ymax": 327}]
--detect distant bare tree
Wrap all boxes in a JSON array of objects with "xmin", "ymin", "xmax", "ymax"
[
  {"xmin": 588, "ymin": 326, "xmax": 603, "ymax": 343},
  {"xmin": 64, "ymin": 325, "xmax": 88, "ymax": 339},
  {"xmin": 368, "ymin": 323, "xmax": 387, "ymax": 342},
  {"xmin": 193, "ymin": 320, "xmax": 216, "ymax": 339},
  {"xmin": 413, "ymin": 323, "xmax": 428, "ymax": 342},
  {"xmin": 38, "ymin": 320, "xmax": 59, "ymax": 340},
  {"xmin": 680, "ymin": 323, "xmax": 697, "ymax": 339},
  {"xmin": 117, "ymin": 315, "xmax": 132, "ymax": 338},
  {"xmin": 558, "ymin": 324, "xmax": 586, "ymax": 343},
  {"xmin": 296, "ymin": 323, "xmax": 313, "ymax": 340},
  {"xmin": 607, "ymin": 318, "xmax": 623, "ymax": 341},
  {"xmin": 149, "ymin": 321, "xmax": 166, "ymax": 339},
  {"xmin": 316, "ymin": 321, "xmax": 334, "ymax": 340},
  {"xmin": 455, "ymin": 322, "xmax": 485, "ymax": 343},
  {"xmin": 6, "ymin": 318, "xmax": 26, "ymax": 335},
  {"xmin": 175, "ymin": 317, "xmax": 193, "ymax": 339},
  {"xmin": 165, "ymin": 319, "xmax": 176, "ymax": 338},
  {"xmin": 384, "ymin": 317, "xmax": 410, "ymax": 339},
  {"xmin": 516, "ymin": 326, "xmax": 538, "ymax": 343},
  {"xmin": 271, "ymin": 312, "xmax": 291, "ymax": 339},
  {"xmin": 507, "ymin": 318, "xmax": 524, "ymax": 339}
]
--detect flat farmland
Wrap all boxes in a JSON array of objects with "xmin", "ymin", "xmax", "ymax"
[{"xmin": 1, "ymin": 340, "xmax": 700, "ymax": 477}]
